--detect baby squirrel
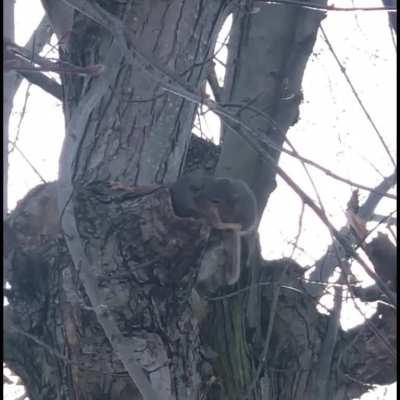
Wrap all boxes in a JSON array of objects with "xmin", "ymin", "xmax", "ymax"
[{"xmin": 170, "ymin": 174, "xmax": 258, "ymax": 285}]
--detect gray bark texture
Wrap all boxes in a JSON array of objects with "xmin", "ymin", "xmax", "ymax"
[{"xmin": 4, "ymin": 1, "xmax": 396, "ymax": 400}]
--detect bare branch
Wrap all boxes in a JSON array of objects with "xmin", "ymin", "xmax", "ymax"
[
  {"xmin": 13, "ymin": 393, "xmax": 28, "ymax": 400},
  {"xmin": 261, "ymin": 0, "xmax": 397, "ymax": 12},
  {"xmin": 4, "ymin": 0, "xmax": 15, "ymax": 217},
  {"xmin": 207, "ymin": 62, "xmax": 222, "ymax": 103},
  {"xmin": 8, "ymin": 82, "xmax": 31, "ymax": 155},
  {"xmin": 305, "ymin": 172, "xmax": 396, "ymax": 299},
  {"xmin": 24, "ymin": 15, "xmax": 53, "ymax": 56},
  {"xmin": 221, "ymin": 102, "xmax": 396, "ymax": 200},
  {"xmin": 6, "ymin": 317, "xmax": 74, "ymax": 365},
  {"xmin": 382, "ymin": 0, "xmax": 397, "ymax": 32},
  {"xmin": 6, "ymin": 40, "xmax": 104, "ymax": 77},
  {"xmin": 289, "ymin": 201, "xmax": 305, "ymax": 259},
  {"xmin": 11, "ymin": 143, "xmax": 47, "ymax": 184},
  {"xmin": 4, "ymin": 13, "xmax": 52, "ymax": 216},
  {"xmin": 370, "ymin": 213, "xmax": 396, "ymax": 225},
  {"xmin": 12, "ymin": 15, "xmax": 54, "ymax": 95},
  {"xmin": 358, "ymin": 172, "xmax": 397, "ymax": 220},
  {"xmin": 5, "ymin": 52, "xmax": 63, "ymax": 101},
  {"xmin": 41, "ymin": 0, "xmax": 74, "ymax": 51},
  {"xmin": 275, "ymin": 166, "xmax": 395, "ymax": 305},
  {"xmin": 5, "ymin": 311, "xmax": 130, "ymax": 376},
  {"xmin": 18, "ymin": 69, "xmax": 63, "ymax": 100}
]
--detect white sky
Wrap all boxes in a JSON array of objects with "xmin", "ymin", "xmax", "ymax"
[{"xmin": 6, "ymin": 1, "xmax": 396, "ymax": 399}]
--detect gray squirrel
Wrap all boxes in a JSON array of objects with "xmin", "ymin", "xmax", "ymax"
[{"xmin": 170, "ymin": 174, "xmax": 258, "ymax": 285}]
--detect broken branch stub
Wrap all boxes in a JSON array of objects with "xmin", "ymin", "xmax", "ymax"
[{"xmin": 73, "ymin": 181, "xmax": 211, "ymax": 311}]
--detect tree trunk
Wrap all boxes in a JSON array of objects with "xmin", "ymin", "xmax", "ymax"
[{"xmin": 5, "ymin": 1, "xmax": 396, "ymax": 400}]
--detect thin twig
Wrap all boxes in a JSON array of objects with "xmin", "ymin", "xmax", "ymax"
[
  {"xmin": 11, "ymin": 142, "xmax": 47, "ymax": 183},
  {"xmin": 209, "ymin": 102, "xmax": 396, "ymax": 200},
  {"xmin": 277, "ymin": 165, "xmax": 396, "ymax": 304},
  {"xmin": 370, "ymin": 213, "xmax": 396, "ymax": 226},
  {"xmin": 62, "ymin": 0, "xmax": 397, "ymax": 209},
  {"xmin": 301, "ymin": 278, "xmax": 360, "ymax": 288},
  {"xmin": 320, "ymin": 26, "xmax": 396, "ymax": 168},
  {"xmin": 306, "ymin": 172, "xmax": 396, "ymax": 299},
  {"xmin": 289, "ymin": 201, "xmax": 305, "ymax": 259},
  {"xmin": 175, "ymin": 85, "xmax": 397, "ymax": 304},
  {"xmin": 8, "ymin": 83, "xmax": 32, "ymax": 154},
  {"xmin": 12, "ymin": 15, "xmax": 53, "ymax": 93},
  {"xmin": 206, "ymin": 280, "xmax": 303, "ymax": 301},
  {"xmin": 6, "ymin": 321, "xmax": 130, "ymax": 375},
  {"xmin": 213, "ymin": 109, "xmax": 396, "ymax": 304},
  {"xmin": 17, "ymin": 69, "xmax": 63, "ymax": 100},
  {"xmin": 387, "ymin": 224, "xmax": 396, "ymax": 241},
  {"xmin": 261, "ymin": 0, "xmax": 397, "ymax": 12}
]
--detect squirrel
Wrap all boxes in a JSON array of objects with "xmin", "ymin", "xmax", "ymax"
[{"xmin": 169, "ymin": 173, "xmax": 258, "ymax": 285}]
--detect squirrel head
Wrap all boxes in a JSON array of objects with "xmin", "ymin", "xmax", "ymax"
[{"xmin": 200, "ymin": 177, "xmax": 258, "ymax": 231}]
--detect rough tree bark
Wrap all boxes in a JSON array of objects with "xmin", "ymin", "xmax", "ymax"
[{"xmin": 4, "ymin": 1, "xmax": 396, "ymax": 400}]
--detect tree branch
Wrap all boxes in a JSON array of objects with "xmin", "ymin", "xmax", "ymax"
[
  {"xmin": 305, "ymin": 172, "xmax": 396, "ymax": 299},
  {"xmin": 57, "ymin": 33, "xmax": 165, "ymax": 399},
  {"xmin": 4, "ymin": 0, "xmax": 15, "ymax": 217},
  {"xmin": 6, "ymin": 52, "xmax": 63, "ymax": 100},
  {"xmin": 12, "ymin": 15, "xmax": 58, "ymax": 99},
  {"xmin": 369, "ymin": 214, "xmax": 396, "ymax": 225},
  {"xmin": 41, "ymin": 0, "xmax": 73, "ymax": 50},
  {"xmin": 382, "ymin": 0, "xmax": 397, "ymax": 32},
  {"xmin": 4, "ymin": 13, "xmax": 52, "ymax": 217},
  {"xmin": 261, "ymin": 0, "xmax": 397, "ymax": 12},
  {"xmin": 220, "ymin": 102, "xmax": 396, "ymax": 200},
  {"xmin": 24, "ymin": 15, "xmax": 53, "ymax": 56},
  {"xmin": 18, "ymin": 70, "xmax": 62, "ymax": 100},
  {"xmin": 207, "ymin": 61, "xmax": 222, "ymax": 103},
  {"xmin": 11, "ymin": 15, "xmax": 53, "ymax": 95}
]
